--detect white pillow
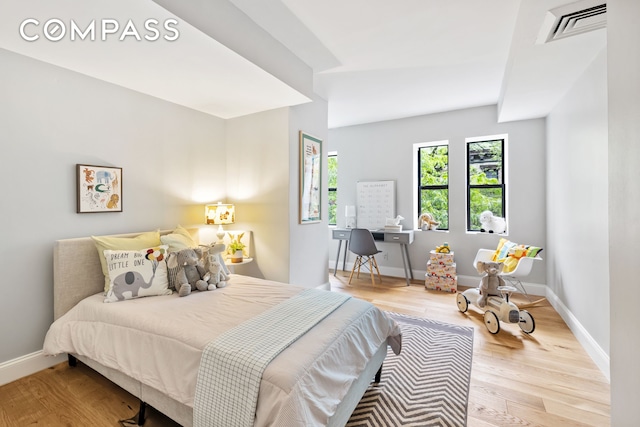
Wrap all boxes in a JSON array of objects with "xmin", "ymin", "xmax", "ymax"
[
  {"xmin": 92, "ymin": 230, "xmax": 162, "ymax": 294},
  {"xmin": 103, "ymin": 245, "xmax": 172, "ymax": 303}
]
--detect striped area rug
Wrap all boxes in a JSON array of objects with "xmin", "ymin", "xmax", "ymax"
[{"xmin": 347, "ymin": 312, "xmax": 474, "ymax": 427}]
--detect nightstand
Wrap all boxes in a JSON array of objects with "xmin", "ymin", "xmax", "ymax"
[{"xmin": 225, "ymin": 257, "xmax": 253, "ymax": 272}]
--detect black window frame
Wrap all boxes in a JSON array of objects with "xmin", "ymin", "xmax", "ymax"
[
  {"xmin": 417, "ymin": 142, "xmax": 449, "ymax": 231},
  {"xmin": 466, "ymin": 138, "xmax": 506, "ymax": 232}
]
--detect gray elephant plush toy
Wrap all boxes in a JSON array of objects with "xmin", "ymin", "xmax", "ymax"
[
  {"xmin": 171, "ymin": 248, "xmax": 214, "ymax": 297},
  {"xmin": 476, "ymin": 261, "xmax": 505, "ymax": 308}
]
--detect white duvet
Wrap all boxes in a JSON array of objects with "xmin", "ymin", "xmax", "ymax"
[{"xmin": 43, "ymin": 275, "xmax": 401, "ymax": 426}]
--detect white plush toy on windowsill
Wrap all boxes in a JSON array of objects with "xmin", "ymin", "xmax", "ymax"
[{"xmin": 479, "ymin": 210, "xmax": 506, "ymax": 234}]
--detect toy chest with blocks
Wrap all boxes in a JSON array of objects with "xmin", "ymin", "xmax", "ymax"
[{"xmin": 425, "ymin": 250, "xmax": 458, "ymax": 293}]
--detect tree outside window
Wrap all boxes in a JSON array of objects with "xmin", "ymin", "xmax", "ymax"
[
  {"xmin": 467, "ymin": 138, "xmax": 505, "ymax": 231},
  {"xmin": 418, "ymin": 143, "xmax": 449, "ymax": 230},
  {"xmin": 328, "ymin": 153, "xmax": 337, "ymax": 226}
]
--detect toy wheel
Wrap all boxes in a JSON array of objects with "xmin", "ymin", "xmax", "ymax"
[
  {"xmin": 484, "ymin": 311, "xmax": 500, "ymax": 334},
  {"xmin": 456, "ymin": 293, "xmax": 469, "ymax": 313},
  {"xmin": 519, "ymin": 310, "xmax": 535, "ymax": 334}
]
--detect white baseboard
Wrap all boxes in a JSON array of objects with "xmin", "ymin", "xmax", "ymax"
[
  {"xmin": 317, "ymin": 281, "xmax": 331, "ymax": 291},
  {"xmin": 0, "ymin": 350, "xmax": 66, "ymax": 387},
  {"xmin": 330, "ymin": 261, "xmax": 420, "ymax": 282},
  {"xmin": 544, "ymin": 288, "xmax": 610, "ymax": 381}
]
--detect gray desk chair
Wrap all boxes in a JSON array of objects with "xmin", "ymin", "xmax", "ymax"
[{"xmin": 348, "ymin": 228, "xmax": 382, "ymax": 285}]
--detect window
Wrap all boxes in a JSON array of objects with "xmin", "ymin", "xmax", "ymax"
[
  {"xmin": 417, "ymin": 142, "xmax": 449, "ymax": 230},
  {"xmin": 327, "ymin": 152, "xmax": 337, "ymax": 226},
  {"xmin": 467, "ymin": 137, "xmax": 506, "ymax": 231}
]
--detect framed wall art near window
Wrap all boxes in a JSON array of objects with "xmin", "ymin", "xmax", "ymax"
[
  {"xmin": 299, "ymin": 131, "xmax": 322, "ymax": 224},
  {"xmin": 76, "ymin": 164, "xmax": 123, "ymax": 213}
]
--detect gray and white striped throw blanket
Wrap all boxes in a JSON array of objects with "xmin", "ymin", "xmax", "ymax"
[{"xmin": 193, "ymin": 289, "xmax": 351, "ymax": 427}]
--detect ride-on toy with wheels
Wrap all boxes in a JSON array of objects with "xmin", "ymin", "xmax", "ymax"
[{"xmin": 456, "ymin": 285, "xmax": 535, "ymax": 334}]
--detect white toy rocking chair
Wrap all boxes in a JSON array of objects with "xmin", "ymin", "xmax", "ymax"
[{"xmin": 472, "ymin": 248, "xmax": 544, "ymax": 306}]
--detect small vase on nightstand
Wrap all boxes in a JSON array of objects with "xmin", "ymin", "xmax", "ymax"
[
  {"xmin": 228, "ymin": 239, "xmax": 245, "ymax": 263},
  {"xmin": 231, "ymin": 249, "xmax": 243, "ymax": 263}
]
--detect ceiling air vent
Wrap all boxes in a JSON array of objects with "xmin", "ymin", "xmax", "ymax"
[{"xmin": 537, "ymin": 0, "xmax": 606, "ymax": 44}]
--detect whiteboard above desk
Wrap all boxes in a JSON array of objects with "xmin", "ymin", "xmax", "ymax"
[{"xmin": 356, "ymin": 180, "xmax": 396, "ymax": 230}]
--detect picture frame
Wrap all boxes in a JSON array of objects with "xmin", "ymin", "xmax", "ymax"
[
  {"xmin": 76, "ymin": 164, "xmax": 123, "ymax": 213},
  {"xmin": 299, "ymin": 131, "xmax": 322, "ymax": 224}
]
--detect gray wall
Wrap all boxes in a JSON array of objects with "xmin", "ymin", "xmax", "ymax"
[
  {"xmin": 0, "ymin": 48, "xmax": 226, "ymax": 363},
  {"xmin": 224, "ymin": 95, "xmax": 330, "ymax": 289},
  {"xmin": 328, "ymin": 105, "xmax": 546, "ymax": 284},
  {"xmin": 547, "ymin": 49, "xmax": 609, "ymax": 361},
  {"xmin": 226, "ymin": 108, "xmax": 291, "ymax": 283},
  {"xmin": 288, "ymin": 95, "xmax": 330, "ymax": 288},
  {"xmin": 608, "ymin": 0, "xmax": 640, "ymax": 423}
]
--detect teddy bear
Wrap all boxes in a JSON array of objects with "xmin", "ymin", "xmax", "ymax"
[
  {"xmin": 476, "ymin": 260, "xmax": 506, "ymax": 308},
  {"xmin": 418, "ymin": 212, "xmax": 439, "ymax": 230},
  {"xmin": 169, "ymin": 247, "xmax": 214, "ymax": 297},
  {"xmin": 479, "ymin": 210, "xmax": 506, "ymax": 234},
  {"xmin": 204, "ymin": 243, "xmax": 230, "ymax": 288}
]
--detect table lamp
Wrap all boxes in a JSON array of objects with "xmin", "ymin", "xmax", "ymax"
[{"xmin": 205, "ymin": 203, "xmax": 235, "ymax": 242}]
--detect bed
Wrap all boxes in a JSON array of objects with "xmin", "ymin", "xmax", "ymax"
[{"xmin": 43, "ymin": 229, "xmax": 401, "ymax": 426}]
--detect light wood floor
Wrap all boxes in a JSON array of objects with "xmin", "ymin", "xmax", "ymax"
[
  {"xmin": 331, "ymin": 272, "xmax": 610, "ymax": 427},
  {"xmin": 0, "ymin": 272, "xmax": 610, "ymax": 427}
]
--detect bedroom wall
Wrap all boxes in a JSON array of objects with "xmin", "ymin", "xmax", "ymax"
[
  {"xmin": 226, "ymin": 108, "xmax": 291, "ymax": 283},
  {"xmin": 225, "ymin": 95, "xmax": 330, "ymax": 289},
  {"xmin": 608, "ymin": 0, "xmax": 640, "ymax": 423},
  {"xmin": 288, "ymin": 95, "xmax": 330, "ymax": 288},
  {"xmin": 546, "ymin": 49, "xmax": 609, "ymax": 372},
  {"xmin": 327, "ymin": 105, "xmax": 546, "ymax": 285},
  {"xmin": 0, "ymin": 48, "xmax": 226, "ymax": 366}
]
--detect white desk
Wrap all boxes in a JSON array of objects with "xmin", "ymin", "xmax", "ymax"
[{"xmin": 332, "ymin": 229, "xmax": 415, "ymax": 286}]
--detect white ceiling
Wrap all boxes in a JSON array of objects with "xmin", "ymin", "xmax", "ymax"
[
  {"xmin": 233, "ymin": 0, "xmax": 607, "ymax": 127},
  {"xmin": 276, "ymin": 0, "xmax": 522, "ymax": 127},
  {"xmin": 1, "ymin": 0, "xmax": 607, "ymax": 128},
  {"xmin": 0, "ymin": 0, "xmax": 311, "ymax": 119}
]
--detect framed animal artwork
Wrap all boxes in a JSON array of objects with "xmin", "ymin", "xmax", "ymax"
[{"xmin": 76, "ymin": 164, "xmax": 123, "ymax": 213}]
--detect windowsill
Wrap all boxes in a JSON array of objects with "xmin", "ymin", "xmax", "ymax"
[{"xmin": 466, "ymin": 230, "xmax": 508, "ymax": 236}]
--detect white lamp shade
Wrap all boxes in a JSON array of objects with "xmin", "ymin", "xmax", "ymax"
[{"xmin": 205, "ymin": 203, "xmax": 235, "ymax": 225}]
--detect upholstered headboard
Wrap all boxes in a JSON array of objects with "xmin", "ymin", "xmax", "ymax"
[{"xmin": 53, "ymin": 229, "xmax": 198, "ymax": 320}]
